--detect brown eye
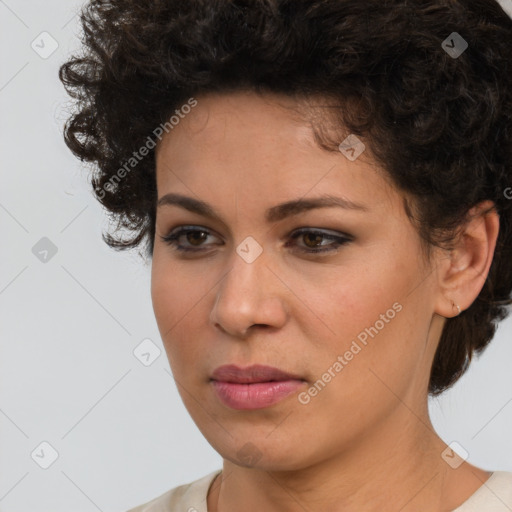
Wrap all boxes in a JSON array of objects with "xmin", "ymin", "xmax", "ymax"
[
  {"xmin": 287, "ymin": 228, "xmax": 353, "ymax": 254},
  {"xmin": 302, "ymin": 232, "xmax": 324, "ymax": 248},
  {"xmin": 160, "ymin": 226, "xmax": 220, "ymax": 253},
  {"xmin": 160, "ymin": 226, "xmax": 352, "ymax": 255},
  {"xmin": 186, "ymin": 230, "xmax": 208, "ymax": 246}
]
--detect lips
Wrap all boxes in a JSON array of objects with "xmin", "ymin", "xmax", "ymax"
[
  {"xmin": 210, "ymin": 364, "xmax": 306, "ymax": 410},
  {"xmin": 210, "ymin": 364, "xmax": 304, "ymax": 384}
]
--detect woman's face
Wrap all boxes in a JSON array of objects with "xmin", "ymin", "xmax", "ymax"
[{"xmin": 151, "ymin": 91, "xmax": 444, "ymax": 470}]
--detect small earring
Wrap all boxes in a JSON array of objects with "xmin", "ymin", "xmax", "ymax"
[{"xmin": 451, "ymin": 301, "xmax": 461, "ymax": 316}]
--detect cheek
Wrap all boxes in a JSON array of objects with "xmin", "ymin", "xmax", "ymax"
[
  {"xmin": 151, "ymin": 261, "xmax": 178, "ymax": 328},
  {"xmin": 151, "ymin": 258, "xmax": 192, "ymax": 349},
  {"xmin": 150, "ymin": 256, "xmax": 214, "ymax": 363},
  {"xmin": 300, "ymin": 257, "xmax": 406, "ymax": 345},
  {"xmin": 151, "ymin": 252, "xmax": 204, "ymax": 324},
  {"xmin": 299, "ymin": 256, "xmax": 416, "ymax": 388}
]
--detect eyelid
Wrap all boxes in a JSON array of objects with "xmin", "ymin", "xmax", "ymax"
[{"xmin": 289, "ymin": 226, "xmax": 353, "ymax": 240}]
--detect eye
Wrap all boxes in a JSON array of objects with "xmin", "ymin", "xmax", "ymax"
[
  {"xmin": 159, "ymin": 225, "xmax": 220, "ymax": 253},
  {"xmin": 159, "ymin": 226, "xmax": 352, "ymax": 255},
  {"xmin": 286, "ymin": 228, "xmax": 353, "ymax": 254}
]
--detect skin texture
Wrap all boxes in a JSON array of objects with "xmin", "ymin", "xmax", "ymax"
[{"xmin": 151, "ymin": 91, "xmax": 498, "ymax": 512}]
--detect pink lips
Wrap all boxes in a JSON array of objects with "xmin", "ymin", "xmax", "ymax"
[{"xmin": 210, "ymin": 364, "xmax": 306, "ymax": 410}]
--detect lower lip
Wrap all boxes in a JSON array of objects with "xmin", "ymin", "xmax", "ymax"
[{"xmin": 211, "ymin": 380, "xmax": 305, "ymax": 410}]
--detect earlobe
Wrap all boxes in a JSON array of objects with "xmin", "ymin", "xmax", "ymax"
[
  {"xmin": 435, "ymin": 200, "xmax": 499, "ymax": 319},
  {"xmin": 450, "ymin": 300, "xmax": 462, "ymax": 317}
]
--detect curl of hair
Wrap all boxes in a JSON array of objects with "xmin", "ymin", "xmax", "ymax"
[{"xmin": 59, "ymin": 0, "xmax": 512, "ymax": 394}]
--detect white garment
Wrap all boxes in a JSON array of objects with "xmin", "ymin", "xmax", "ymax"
[{"xmin": 126, "ymin": 469, "xmax": 512, "ymax": 512}]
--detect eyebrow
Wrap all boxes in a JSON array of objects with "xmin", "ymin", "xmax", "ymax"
[{"xmin": 157, "ymin": 192, "xmax": 368, "ymax": 223}]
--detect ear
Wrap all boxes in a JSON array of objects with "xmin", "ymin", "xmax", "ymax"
[{"xmin": 434, "ymin": 200, "xmax": 500, "ymax": 318}]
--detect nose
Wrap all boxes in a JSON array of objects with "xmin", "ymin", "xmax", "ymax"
[{"xmin": 210, "ymin": 244, "xmax": 288, "ymax": 338}]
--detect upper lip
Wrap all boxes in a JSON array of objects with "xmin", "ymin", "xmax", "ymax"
[{"xmin": 211, "ymin": 364, "xmax": 304, "ymax": 384}]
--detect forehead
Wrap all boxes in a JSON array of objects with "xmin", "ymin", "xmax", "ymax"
[
  {"xmin": 154, "ymin": 91, "xmax": 402, "ymax": 216},
  {"xmin": 156, "ymin": 91, "xmax": 316, "ymax": 163}
]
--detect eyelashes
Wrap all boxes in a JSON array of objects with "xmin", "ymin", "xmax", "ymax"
[{"xmin": 159, "ymin": 225, "xmax": 353, "ymax": 255}]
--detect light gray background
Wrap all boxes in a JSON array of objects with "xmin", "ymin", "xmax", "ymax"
[{"xmin": 1, "ymin": 1, "xmax": 511, "ymax": 511}]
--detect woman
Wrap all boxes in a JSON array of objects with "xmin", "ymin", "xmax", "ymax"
[{"xmin": 59, "ymin": 0, "xmax": 512, "ymax": 510}]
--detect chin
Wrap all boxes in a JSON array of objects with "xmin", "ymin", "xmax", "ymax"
[{"xmin": 212, "ymin": 432, "xmax": 312, "ymax": 472}]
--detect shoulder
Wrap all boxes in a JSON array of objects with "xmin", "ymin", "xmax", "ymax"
[
  {"xmin": 454, "ymin": 471, "xmax": 512, "ymax": 512},
  {"xmin": 125, "ymin": 469, "xmax": 222, "ymax": 512}
]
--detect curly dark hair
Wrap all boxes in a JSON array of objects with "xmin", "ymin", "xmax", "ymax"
[{"xmin": 59, "ymin": 0, "xmax": 512, "ymax": 395}]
